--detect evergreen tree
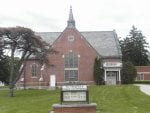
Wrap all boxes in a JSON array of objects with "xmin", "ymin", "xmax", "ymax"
[
  {"xmin": 120, "ymin": 26, "xmax": 149, "ymax": 66},
  {"xmin": 93, "ymin": 57, "xmax": 104, "ymax": 85},
  {"xmin": 121, "ymin": 61, "xmax": 137, "ymax": 84},
  {"xmin": 0, "ymin": 37, "xmax": 9, "ymax": 84},
  {"xmin": 0, "ymin": 56, "xmax": 10, "ymax": 84}
]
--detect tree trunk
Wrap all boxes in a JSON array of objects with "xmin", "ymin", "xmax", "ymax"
[
  {"xmin": 9, "ymin": 84, "xmax": 14, "ymax": 97},
  {"xmin": 9, "ymin": 44, "xmax": 15, "ymax": 97}
]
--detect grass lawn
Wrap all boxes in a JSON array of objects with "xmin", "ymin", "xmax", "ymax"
[{"xmin": 0, "ymin": 85, "xmax": 150, "ymax": 113}]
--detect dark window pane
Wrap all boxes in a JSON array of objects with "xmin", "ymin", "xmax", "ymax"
[
  {"xmin": 65, "ymin": 70, "xmax": 69, "ymax": 81},
  {"xmin": 74, "ymin": 57, "xmax": 78, "ymax": 67},
  {"xmin": 31, "ymin": 64, "xmax": 36, "ymax": 76},
  {"xmin": 69, "ymin": 57, "xmax": 73, "ymax": 68},
  {"xmin": 64, "ymin": 52, "xmax": 78, "ymax": 81}
]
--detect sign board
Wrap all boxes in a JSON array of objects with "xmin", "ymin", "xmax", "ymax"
[
  {"xmin": 63, "ymin": 91, "xmax": 86, "ymax": 101},
  {"xmin": 62, "ymin": 85, "xmax": 87, "ymax": 91},
  {"xmin": 61, "ymin": 85, "xmax": 89, "ymax": 104},
  {"xmin": 103, "ymin": 62, "xmax": 122, "ymax": 67}
]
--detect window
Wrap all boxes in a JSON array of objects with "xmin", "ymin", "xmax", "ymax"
[
  {"xmin": 31, "ymin": 64, "xmax": 37, "ymax": 77},
  {"xmin": 64, "ymin": 52, "xmax": 78, "ymax": 81},
  {"xmin": 65, "ymin": 70, "xmax": 78, "ymax": 81},
  {"xmin": 68, "ymin": 35, "xmax": 74, "ymax": 42},
  {"xmin": 137, "ymin": 74, "xmax": 144, "ymax": 80},
  {"xmin": 65, "ymin": 52, "xmax": 78, "ymax": 68}
]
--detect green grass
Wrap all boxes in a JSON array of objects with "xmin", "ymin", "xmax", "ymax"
[
  {"xmin": 0, "ymin": 85, "xmax": 150, "ymax": 113},
  {"xmin": 0, "ymin": 89, "xmax": 60, "ymax": 113},
  {"xmin": 89, "ymin": 85, "xmax": 150, "ymax": 113}
]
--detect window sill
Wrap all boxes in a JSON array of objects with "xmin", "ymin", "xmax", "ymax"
[{"xmin": 31, "ymin": 77, "xmax": 37, "ymax": 78}]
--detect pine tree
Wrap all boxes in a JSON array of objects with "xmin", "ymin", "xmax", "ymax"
[
  {"xmin": 0, "ymin": 37, "xmax": 9, "ymax": 84},
  {"xmin": 120, "ymin": 26, "xmax": 149, "ymax": 66}
]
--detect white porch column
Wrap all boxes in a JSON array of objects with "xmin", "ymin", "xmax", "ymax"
[
  {"xmin": 104, "ymin": 69, "xmax": 107, "ymax": 81},
  {"xmin": 118, "ymin": 70, "xmax": 121, "ymax": 81}
]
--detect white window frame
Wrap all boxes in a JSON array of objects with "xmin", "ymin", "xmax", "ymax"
[{"xmin": 137, "ymin": 73, "xmax": 144, "ymax": 81}]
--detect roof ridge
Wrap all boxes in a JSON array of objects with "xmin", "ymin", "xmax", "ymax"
[
  {"xmin": 81, "ymin": 30, "xmax": 114, "ymax": 33},
  {"xmin": 36, "ymin": 31, "xmax": 115, "ymax": 33}
]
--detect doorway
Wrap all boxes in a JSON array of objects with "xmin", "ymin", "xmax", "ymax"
[{"xmin": 106, "ymin": 71, "xmax": 117, "ymax": 85}]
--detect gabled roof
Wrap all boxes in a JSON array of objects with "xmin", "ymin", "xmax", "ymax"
[
  {"xmin": 35, "ymin": 7, "xmax": 122, "ymax": 58},
  {"xmin": 81, "ymin": 31, "xmax": 122, "ymax": 58},
  {"xmin": 36, "ymin": 31, "xmax": 122, "ymax": 58},
  {"xmin": 35, "ymin": 32, "xmax": 61, "ymax": 45}
]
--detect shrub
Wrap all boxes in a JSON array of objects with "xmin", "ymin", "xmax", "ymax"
[
  {"xmin": 93, "ymin": 57, "xmax": 104, "ymax": 85},
  {"xmin": 134, "ymin": 81, "xmax": 150, "ymax": 84},
  {"xmin": 121, "ymin": 61, "xmax": 137, "ymax": 84}
]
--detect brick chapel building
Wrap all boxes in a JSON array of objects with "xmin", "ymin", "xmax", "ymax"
[{"xmin": 17, "ymin": 7, "xmax": 122, "ymax": 89}]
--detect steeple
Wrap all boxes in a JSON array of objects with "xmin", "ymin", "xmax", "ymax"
[{"xmin": 67, "ymin": 6, "xmax": 75, "ymax": 28}]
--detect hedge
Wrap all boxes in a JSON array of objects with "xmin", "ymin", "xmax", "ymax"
[{"xmin": 134, "ymin": 81, "xmax": 150, "ymax": 84}]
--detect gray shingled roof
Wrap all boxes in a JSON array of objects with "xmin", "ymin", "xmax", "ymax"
[
  {"xmin": 35, "ymin": 32, "xmax": 61, "ymax": 44},
  {"xmin": 36, "ymin": 31, "xmax": 122, "ymax": 58}
]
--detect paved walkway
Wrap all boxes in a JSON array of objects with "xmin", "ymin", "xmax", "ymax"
[{"xmin": 135, "ymin": 84, "xmax": 150, "ymax": 95}]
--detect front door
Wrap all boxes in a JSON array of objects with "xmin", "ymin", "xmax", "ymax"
[{"xmin": 106, "ymin": 71, "xmax": 117, "ymax": 85}]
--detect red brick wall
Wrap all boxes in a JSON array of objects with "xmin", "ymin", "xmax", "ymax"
[
  {"xmin": 49, "ymin": 28, "xmax": 97, "ymax": 85},
  {"xmin": 24, "ymin": 60, "xmax": 40, "ymax": 82},
  {"xmin": 136, "ymin": 66, "xmax": 150, "ymax": 72},
  {"xmin": 136, "ymin": 66, "xmax": 150, "ymax": 80},
  {"xmin": 21, "ymin": 27, "xmax": 98, "ymax": 87},
  {"xmin": 23, "ymin": 60, "xmax": 50, "ymax": 87},
  {"xmin": 53, "ymin": 106, "xmax": 96, "ymax": 113},
  {"xmin": 144, "ymin": 74, "xmax": 150, "ymax": 80}
]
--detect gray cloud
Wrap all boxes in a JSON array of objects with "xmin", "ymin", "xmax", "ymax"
[{"xmin": 24, "ymin": 11, "xmax": 62, "ymax": 31}]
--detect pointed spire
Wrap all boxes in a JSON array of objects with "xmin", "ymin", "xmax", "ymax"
[
  {"xmin": 69, "ymin": 6, "xmax": 74, "ymax": 20},
  {"xmin": 67, "ymin": 6, "xmax": 75, "ymax": 27}
]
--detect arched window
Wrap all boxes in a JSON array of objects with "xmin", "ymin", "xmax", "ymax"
[
  {"xmin": 64, "ymin": 52, "xmax": 78, "ymax": 81},
  {"xmin": 31, "ymin": 64, "xmax": 37, "ymax": 77}
]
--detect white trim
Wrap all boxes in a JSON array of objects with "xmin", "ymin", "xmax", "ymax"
[
  {"xmin": 31, "ymin": 77, "xmax": 38, "ymax": 78},
  {"xmin": 104, "ymin": 70, "xmax": 106, "ymax": 81},
  {"xmin": 103, "ymin": 62, "xmax": 122, "ymax": 68},
  {"xmin": 119, "ymin": 70, "xmax": 121, "ymax": 81},
  {"xmin": 104, "ymin": 67, "xmax": 120, "ymax": 71},
  {"xmin": 64, "ymin": 68, "xmax": 78, "ymax": 70},
  {"xmin": 136, "ymin": 73, "xmax": 145, "ymax": 81}
]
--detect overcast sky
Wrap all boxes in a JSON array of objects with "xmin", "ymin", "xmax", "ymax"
[{"xmin": 0, "ymin": 0, "xmax": 150, "ymax": 45}]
